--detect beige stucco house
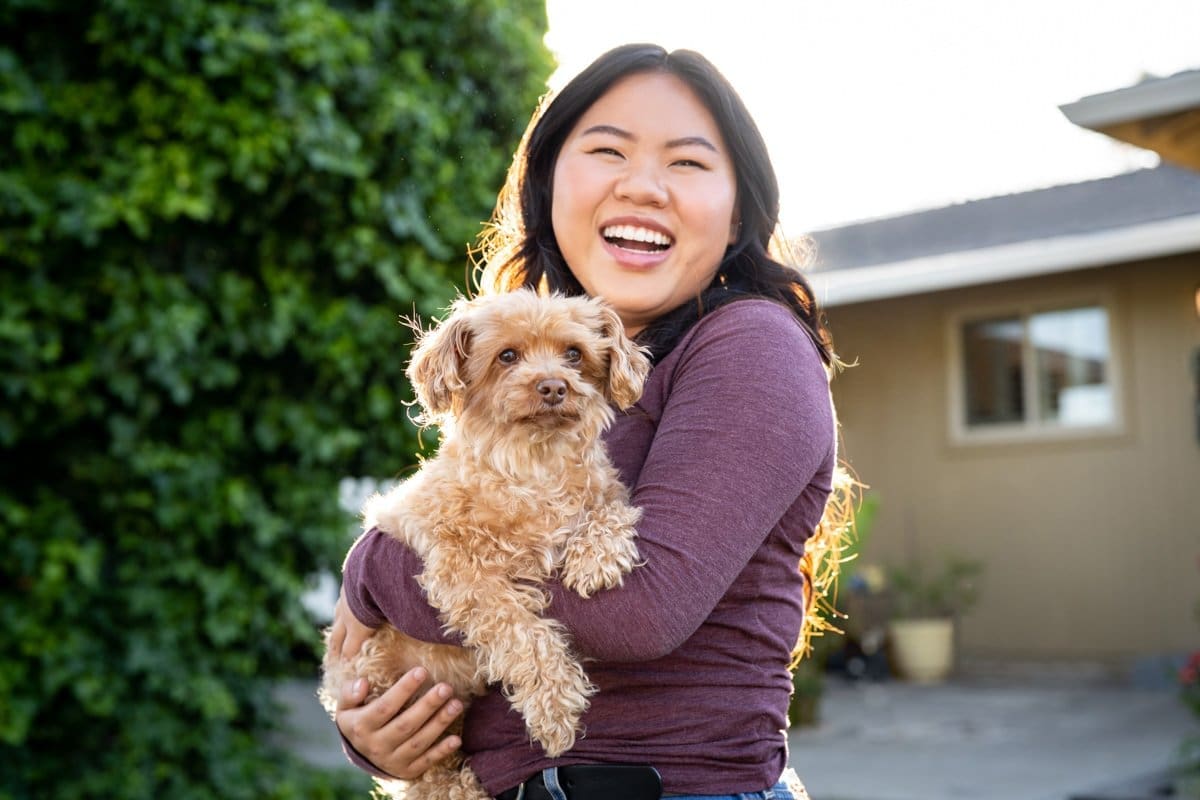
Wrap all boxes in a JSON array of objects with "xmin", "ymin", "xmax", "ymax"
[{"xmin": 806, "ymin": 70, "xmax": 1200, "ymax": 668}]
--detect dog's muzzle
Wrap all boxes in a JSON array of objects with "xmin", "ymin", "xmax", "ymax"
[{"xmin": 495, "ymin": 765, "xmax": 662, "ymax": 800}]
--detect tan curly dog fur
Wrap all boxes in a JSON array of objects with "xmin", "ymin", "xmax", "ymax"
[{"xmin": 320, "ymin": 289, "xmax": 650, "ymax": 799}]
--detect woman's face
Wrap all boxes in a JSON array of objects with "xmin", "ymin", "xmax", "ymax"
[{"xmin": 551, "ymin": 71, "xmax": 739, "ymax": 337}]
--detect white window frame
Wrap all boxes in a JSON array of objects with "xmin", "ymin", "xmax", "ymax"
[{"xmin": 946, "ymin": 290, "xmax": 1125, "ymax": 445}]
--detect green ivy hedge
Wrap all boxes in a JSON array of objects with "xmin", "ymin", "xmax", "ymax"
[{"xmin": 0, "ymin": 2, "xmax": 551, "ymax": 797}]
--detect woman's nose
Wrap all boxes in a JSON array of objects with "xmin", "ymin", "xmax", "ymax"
[{"xmin": 614, "ymin": 162, "xmax": 668, "ymax": 207}]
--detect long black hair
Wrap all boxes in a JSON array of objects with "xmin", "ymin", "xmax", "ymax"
[{"xmin": 476, "ymin": 43, "xmax": 836, "ymax": 367}]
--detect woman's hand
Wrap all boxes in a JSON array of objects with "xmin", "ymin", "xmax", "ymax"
[
  {"xmin": 329, "ymin": 586, "xmax": 376, "ymax": 660},
  {"xmin": 336, "ymin": 668, "xmax": 465, "ymax": 780},
  {"xmin": 330, "ymin": 587, "xmax": 464, "ymax": 779}
]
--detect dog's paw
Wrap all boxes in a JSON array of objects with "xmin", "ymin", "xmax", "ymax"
[
  {"xmin": 532, "ymin": 715, "xmax": 579, "ymax": 758},
  {"xmin": 524, "ymin": 693, "xmax": 587, "ymax": 757},
  {"xmin": 560, "ymin": 528, "xmax": 640, "ymax": 598},
  {"xmin": 510, "ymin": 654, "xmax": 592, "ymax": 757}
]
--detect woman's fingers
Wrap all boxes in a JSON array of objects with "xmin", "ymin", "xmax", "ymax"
[
  {"xmin": 333, "ymin": 589, "xmax": 375, "ymax": 659},
  {"xmin": 381, "ymin": 687, "xmax": 463, "ymax": 779},
  {"xmin": 394, "ymin": 726, "xmax": 463, "ymax": 779},
  {"xmin": 342, "ymin": 617, "xmax": 373, "ymax": 659},
  {"xmin": 379, "ymin": 679, "xmax": 462, "ymax": 754},
  {"xmin": 328, "ymin": 588, "xmax": 348, "ymax": 655},
  {"xmin": 334, "ymin": 667, "xmax": 464, "ymax": 780},
  {"xmin": 336, "ymin": 676, "xmax": 370, "ymax": 712},
  {"xmin": 326, "ymin": 589, "xmax": 461, "ymax": 780},
  {"xmin": 360, "ymin": 667, "xmax": 429, "ymax": 734},
  {"xmin": 328, "ymin": 618, "xmax": 345, "ymax": 658}
]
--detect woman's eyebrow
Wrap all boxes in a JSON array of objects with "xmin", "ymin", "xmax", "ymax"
[
  {"xmin": 579, "ymin": 125, "xmax": 719, "ymax": 153},
  {"xmin": 665, "ymin": 135, "xmax": 718, "ymax": 153},
  {"xmin": 580, "ymin": 124, "xmax": 633, "ymax": 140}
]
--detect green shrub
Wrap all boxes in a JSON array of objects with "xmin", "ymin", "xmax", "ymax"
[{"xmin": 0, "ymin": 2, "xmax": 551, "ymax": 797}]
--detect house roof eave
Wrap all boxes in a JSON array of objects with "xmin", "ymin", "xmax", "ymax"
[
  {"xmin": 810, "ymin": 212, "xmax": 1200, "ymax": 307},
  {"xmin": 1059, "ymin": 70, "xmax": 1200, "ymax": 130},
  {"xmin": 1060, "ymin": 70, "xmax": 1200, "ymax": 170}
]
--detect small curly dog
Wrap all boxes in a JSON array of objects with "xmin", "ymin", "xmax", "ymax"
[{"xmin": 320, "ymin": 289, "xmax": 650, "ymax": 799}]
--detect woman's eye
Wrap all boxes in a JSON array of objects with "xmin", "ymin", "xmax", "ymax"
[
  {"xmin": 589, "ymin": 147, "xmax": 623, "ymax": 157},
  {"xmin": 564, "ymin": 346, "xmax": 582, "ymax": 364},
  {"xmin": 673, "ymin": 158, "xmax": 706, "ymax": 169},
  {"xmin": 498, "ymin": 349, "xmax": 519, "ymax": 364}
]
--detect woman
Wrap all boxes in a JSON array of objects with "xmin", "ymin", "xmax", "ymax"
[{"xmin": 330, "ymin": 43, "xmax": 851, "ymax": 800}]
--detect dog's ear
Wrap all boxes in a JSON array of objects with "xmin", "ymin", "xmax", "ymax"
[
  {"xmin": 406, "ymin": 302, "xmax": 473, "ymax": 417},
  {"xmin": 595, "ymin": 301, "xmax": 650, "ymax": 409}
]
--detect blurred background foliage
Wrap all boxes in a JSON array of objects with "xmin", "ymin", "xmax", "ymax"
[{"xmin": 0, "ymin": 1, "xmax": 551, "ymax": 796}]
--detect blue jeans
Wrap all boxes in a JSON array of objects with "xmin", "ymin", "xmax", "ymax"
[{"xmin": 664, "ymin": 768, "xmax": 810, "ymax": 800}]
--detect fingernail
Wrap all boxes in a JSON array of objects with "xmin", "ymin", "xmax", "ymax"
[
  {"xmin": 447, "ymin": 699, "xmax": 463, "ymax": 714},
  {"xmin": 353, "ymin": 678, "xmax": 367, "ymax": 695},
  {"xmin": 411, "ymin": 667, "xmax": 427, "ymax": 682},
  {"xmin": 437, "ymin": 683, "xmax": 452, "ymax": 699}
]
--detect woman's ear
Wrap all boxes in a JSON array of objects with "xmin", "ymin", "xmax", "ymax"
[
  {"xmin": 595, "ymin": 301, "xmax": 650, "ymax": 409},
  {"xmin": 406, "ymin": 301, "xmax": 473, "ymax": 418}
]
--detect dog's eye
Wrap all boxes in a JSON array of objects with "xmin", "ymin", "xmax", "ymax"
[
  {"xmin": 564, "ymin": 346, "xmax": 582, "ymax": 364},
  {"xmin": 498, "ymin": 348, "xmax": 519, "ymax": 365}
]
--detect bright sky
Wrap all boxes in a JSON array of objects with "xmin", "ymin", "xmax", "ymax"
[{"xmin": 544, "ymin": 0, "xmax": 1200, "ymax": 234}]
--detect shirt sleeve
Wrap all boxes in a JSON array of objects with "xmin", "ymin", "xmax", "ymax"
[
  {"xmin": 339, "ymin": 300, "xmax": 835, "ymax": 659},
  {"xmin": 544, "ymin": 300, "xmax": 835, "ymax": 661},
  {"xmin": 342, "ymin": 526, "xmax": 458, "ymax": 645},
  {"xmin": 338, "ymin": 732, "xmax": 399, "ymax": 780}
]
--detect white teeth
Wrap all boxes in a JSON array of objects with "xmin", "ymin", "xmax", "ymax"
[{"xmin": 602, "ymin": 225, "xmax": 673, "ymax": 246}]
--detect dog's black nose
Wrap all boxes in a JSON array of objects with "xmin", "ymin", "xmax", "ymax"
[{"xmin": 537, "ymin": 378, "xmax": 567, "ymax": 405}]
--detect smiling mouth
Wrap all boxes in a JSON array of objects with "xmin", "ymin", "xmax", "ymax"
[{"xmin": 602, "ymin": 224, "xmax": 673, "ymax": 253}]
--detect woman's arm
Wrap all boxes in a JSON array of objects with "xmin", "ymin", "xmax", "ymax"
[
  {"xmin": 339, "ymin": 300, "xmax": 834, "ymax": 659},
  {"xmin": 341, "ymin": 528, "xmax": 454, "ymax": 644},
  {"xmin": 546, "ymin": 300, "xmax": 835, "ymax": 660}
]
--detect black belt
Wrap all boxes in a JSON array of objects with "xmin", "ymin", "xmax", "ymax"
[{"xmin": 495, "ymin": 765, "xmax": 662, "ymax": 800}]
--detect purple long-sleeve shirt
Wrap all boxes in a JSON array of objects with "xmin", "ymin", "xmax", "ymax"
[{"xmin": 341, "ymin": 298, "xmax": 836, "ymax": 795}]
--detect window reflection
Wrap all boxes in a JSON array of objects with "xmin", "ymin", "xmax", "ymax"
[
  {"xmin": 1030, "ymin": 307, "xmax": 1112, "ymax": 426},
  {"xmin": 963, "ymin": 317, "xmax": 1024, "ymax": 426},
  {"xmin": 960, "ymin": 305, "xmax": 1114, "ymax": 432}
]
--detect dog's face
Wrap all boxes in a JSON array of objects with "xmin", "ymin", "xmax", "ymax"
[{"xmin": 407, "ymin": 290, "xmax": 649, "ymax": 430}]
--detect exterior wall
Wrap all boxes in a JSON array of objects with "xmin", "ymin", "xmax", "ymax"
[{"xmin": 824, "ymin": 252, "xmax": 1200, "ymax": 663}]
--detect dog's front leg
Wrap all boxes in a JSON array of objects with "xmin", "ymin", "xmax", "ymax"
[
  {"xmin": 559, "ymin": 498, "xmax": 642, "ymax": 598},
  {"xmin": 478, "ymin": 607, "xmax": 593, "ymax": 757},
  {"xmin": 426, "ymin": 572, "xmax": 593, "ymax": 757}
]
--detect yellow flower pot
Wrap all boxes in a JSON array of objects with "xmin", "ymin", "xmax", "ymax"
[{"xmin": 888, "ymin": 618, "xmax": 955, "ymax": 683}]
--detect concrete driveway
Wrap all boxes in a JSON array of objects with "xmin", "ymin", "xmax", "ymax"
[{"xmin": 788, "ymin": 672, "xmax": 1196, "ymax": 800}]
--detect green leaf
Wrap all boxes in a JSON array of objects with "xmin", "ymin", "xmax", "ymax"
[{"xmin": 0, "ymin": 1, "xmax": 550, "ymax": 795}]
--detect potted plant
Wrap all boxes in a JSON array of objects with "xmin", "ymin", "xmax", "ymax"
[{"xmin": 884, "ymin": 556, "xmax": 983, "ymax": 683}]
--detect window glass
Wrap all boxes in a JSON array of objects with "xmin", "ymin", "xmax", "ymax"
[
  {"xmin": 1030, "ymin": 307, "xmax": 1112, "ymax": 426},
  {"xmin": 959, "ymin": 304, "xmax": 1114, "ymax": 433},
  {"xmin": 963, "ymin": 317, "xmax": 1024, "ymax": 426}
]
